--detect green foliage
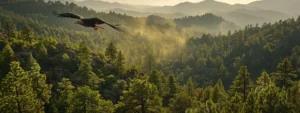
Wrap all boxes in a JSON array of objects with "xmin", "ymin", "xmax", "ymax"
[
  {"xmin": 0, "ymin": 44, "xmax": 14, "ymax": 78},
  {"xmin": 227, "ymin": 93, "xmax": 243, "ymax": 113},
  {"xmin": 34, "ymin": 42, "xmax": 47, "ymax": 58},
  {"xmin": 75, "ymin": 60, "xmax": 101, "ymax": 89},
  {"xmin": 242, "ymin": 91, "xmax": 258, "ymax": 113},
  {"xmin": 116, "ymin": 51, "xmax": 125, "ymax": 76},
  {"xmin": 256, "ymin": 84, "xmax": 294, "ymax": 113},
  {"xmin": 77, "ymin": 41, "xmax": 92, "ymax": 62},
  {"xmin": 272, "ymin": 58, "xmax": 297, "ymax": 88},
  {"xmin": 167, "ymin": 74, "xmax": 178, "ymax": 99},
  {"xmin": 143, "ymin": 52, "xmax": 156, "ymax": 73},
  {"xmin": 185, "ymin": 77, "xmax": 195, "ymax": 97},
  {"xmin": 174, "ymin": 13, "xmax": 238, "ymax": 32},
  {"xmin": 21, "ymin": 25, "xmax": 35, "ymax": 42},
  {"xmin": 3, "ymin": 19, "xmax": 16, "ymax": 39},
  {"xmin": 105, "ymin": 42, "xmax": 117, "ymax": 63},
  {"xmin": 257, "ymin": 71, "xmax": 272, "ymax": 87},
  {"xmin": 54, "ymin": 78, "xmax": 75, "ymax": 113},
  {"xmin": 0, "ymin": 61, "xmax": 41, "ymax": 113},
  {"xmin": 148, "ymin": 69, "xmax": 163, "ymax": 96},
  {"xmin": 28, "ymin": 58, "xmax": 52, "ymax": 110},
  {"xmin": 1, "ymin": 1, "xmax": 300, "ymax": 112},
  {"xmin": 210, "ymin": 79, "xmax": 226, "ymax": 103},
  {"xmin": 230, "ymin": 66, "xmax": 253, "ymax": 102},
  {"xmin": 66, "ymin": 86, "xmax": 115, "ymax": 113},
  {"xmin": 290, "ymin": 81, "xmax": 300, "ymax": 112},
  {"xmin": 200, "ymin": 86, "xmax": 212, "ymax": 103},
  {"xmin": 169, "ymin": 93, "xmax": 193, "ymax": 113},
  {"xmin": 121, "ymin": 79, "xmax": 162, "ymax": 113}
]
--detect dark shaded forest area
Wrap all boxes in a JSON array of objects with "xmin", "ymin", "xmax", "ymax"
[{"xmin": 0, "ymin": 0, "xmax": 300, "ymax": 113}]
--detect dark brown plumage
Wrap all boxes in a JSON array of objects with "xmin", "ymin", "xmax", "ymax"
[{"xmin": 53, "ymin": 12, "xmax": 124, "ymax": 32}]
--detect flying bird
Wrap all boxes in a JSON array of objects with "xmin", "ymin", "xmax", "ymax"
[{"xmin": 53, "ymin": 12, "xmax": 124, "ymax": 32}]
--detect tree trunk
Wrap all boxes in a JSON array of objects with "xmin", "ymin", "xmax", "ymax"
[
  {"xmin": 243, "ymin": 70, "xmax": 246, "ymax": 102},
  {"xmin": 141, "ymin": 94, "xmax": 146, "ymax": 113},
  {"xmin": 84, "ymin": 97, "xmax": 86, "ymax": 113},
  {"xmin": 6, "ymin": 24, "xmax": 10, "ymax": 39},
  {"xmin": 15, "ymin": 86, "xmax": 22, "ymax": 113}
]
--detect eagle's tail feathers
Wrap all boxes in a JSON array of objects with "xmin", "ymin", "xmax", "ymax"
[{"xmin": 105, "ymin": 23, "xmax": 125, "ymax": 32}]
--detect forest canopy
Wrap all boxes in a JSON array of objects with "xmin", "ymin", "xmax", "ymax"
[{"xmin": 0, "ymin": 0, "xmax": 300, "ymax": 113}]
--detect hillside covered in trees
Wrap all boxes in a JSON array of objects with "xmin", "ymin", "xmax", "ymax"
[
  {"xmin": 1, "ymin": 0, "xmax": 300, "ymax": 113},
  {"xmin": 0, "ymin": 0, "xmax": 239, "ymax": 66}
]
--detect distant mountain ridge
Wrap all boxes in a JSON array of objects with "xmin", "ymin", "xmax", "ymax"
[
  {"xmin": 213, "ymin": 8, "xmax": 290, "ymax": 27},
  {"xmin": 248, "ymin": 0, "xmax": 300, "ymax": 16},
  {"xmin": 71, "ymin": 0, "xmax": 151, "ymax": 11},
  {"xmin": 47, "ymin": 0, "xmax": 294, "ymax": 27},
  {"xmin": 104, "ymin": 8, "xmax": 188, "ymax": 19}
]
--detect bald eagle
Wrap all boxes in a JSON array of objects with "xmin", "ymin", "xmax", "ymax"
[{"xmin": 53, "ymin": 12, "xmax": 124, "ymax": 32}]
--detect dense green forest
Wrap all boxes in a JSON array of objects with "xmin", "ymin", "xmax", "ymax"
[{"xmin": 1, "ymin": 0, "xmax": 300, "ymax": 113}]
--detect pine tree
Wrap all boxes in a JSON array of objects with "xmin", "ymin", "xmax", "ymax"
[
  {"xmin": 183, "ymin": 65, "xmax": 192, "ymax": 75},
  {"xmin": 21, "ymin": 25, "xmax": 35, "ymax": 42},
  {"xmin": 256, "ymin": 84, "xmax": 294, "ymax": 113},
  {"xmin": 242, "ymin": 90, "xmax": 257, "ymax": 113},
  {"xmin": 23, "ymin": 52, "xmax": 35, "ymax": 71},
  {"xmin": 210, "ymin": 79, "xmax": 226, "ymax": 103},
  {"xmin": 230, "ymin": 66, "xmax": 253, "ymax": 102},
  {"xmin": 28, "ymin": 59, "xmax": 52, "ymax": 111},
  {"xmin": 272, "ymin": 58, "xmax": 297, "ymax": 88},
  {"xmin": 121, "ymin": 79, "xmax": 162, "ymax": 113},
  {"xmin": 0, "ymin": 61, "xmax": 40, "ymax": 113},
  {"xmin": 227, "ymin": 30, "xmax": 231, "ymax": 36},
  {"xmin": 3, "ymin": 19, "xmax": 16, "ymax": 39},
  {"xmin": 186, "ymin": 77, "xmax": 195, "ymax": 97},
  {"xmin": 290, "ymin": 52, "xmax": 298, "ymax": 67},
  {"xmin": 116, "ymin": 51, "xmax": 125, "ymax": 77},
  {"xmin": 76, "ymin": 60, "xmax": 101, "ymax": 89},
  {"xmin": 216, "ymin": 79, "xmax": 225, "ymax": 93},
  {"xmin": 0, "ymin": 44, "xmax": 14, "ymax": 78},
  {"xmin": 148, "ymin": 69, "xmax": 162, "ymax": 96},
  {"xmin": 227, "ymin": 93, "xmax": 243, "ymax": 113},
  {"xmin": 105, "ymin": 42, "xmax": 117, "ymax": 63},
  {"xmin": 167, "ymin": 74, "xmax": 178, "ymax": 99},
  {"xmin": 196, "ymin": 57, "xmax": 206, "ymax": 70},
  {"xmin": 67, "ymin": 86, "xmax": 115, "ymax": 113},
  {"xmin": 257, "ymin": 71, "xmax": 272, "ymax": 87},
  {"xmin": 205, "ymin": 99, "xmax": 217, "ymax": 113},
  {"xmin": 263, "ymin": 43, "xmax": 273, "ymax": 53},
  {"xmin": 169, "ymin": 93, "xmax": 193, "ymax": 113},
  {"xmin": 290, "ymin": 81, "xmax": 300, "ymax": 112},
  {"xmin": 144, "ymin": 52, "xmax": 155, "ymax": 72},
  {"xmin": 218, "ymin": 64, "xmax": 229, "ymax": 79},
  {"xmin": 35, "ymin": 42, "xmax": 48, "ymax": 59},
  {"xmin": 77, "ymin": 41, "xmax": 92, "ymax": 62},
  {"xmin": 201, "ymin": 86, "xmax": 212, "ymax": 103},
  {"xmin": 55, "ymin": 78, "xmax": 75, "ymax": 113}
]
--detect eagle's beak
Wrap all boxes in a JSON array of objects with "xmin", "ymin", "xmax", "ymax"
[{"xmin": 74, "ymin": 21, "xmax": 78, "ymax": 24}]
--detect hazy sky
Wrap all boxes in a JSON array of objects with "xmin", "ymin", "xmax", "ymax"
[{"xmin": 97, "ymin": 0, "xmax": 259, "ymax": 6}]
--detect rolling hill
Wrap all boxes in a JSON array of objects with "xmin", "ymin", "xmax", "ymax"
[
  {"xmin": 57, "ymin": 0, "xmax": 294, "ymax": 27},
  {"xmin": 248, "ymin": 0, "xmax": 300, "ymax": 16},
  {"xmin": 104, "ymin": 8, "xmax": 188, "ymax": 19},
  {"xmin": 213, "ymin": 8, "xmax": 290, "ymax": 27}
]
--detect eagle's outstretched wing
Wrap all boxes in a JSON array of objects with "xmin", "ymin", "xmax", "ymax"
[
  {"xmin": 53, "ymin": 12, "xmax": 84, "ymax": 19},
  {"xmin": 93, "ymin": 18, "xmax": 125, "ymax": 32},
  {"xmin": 105, "ymin": 23, "xmax": 125, "ymax": 32}
]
